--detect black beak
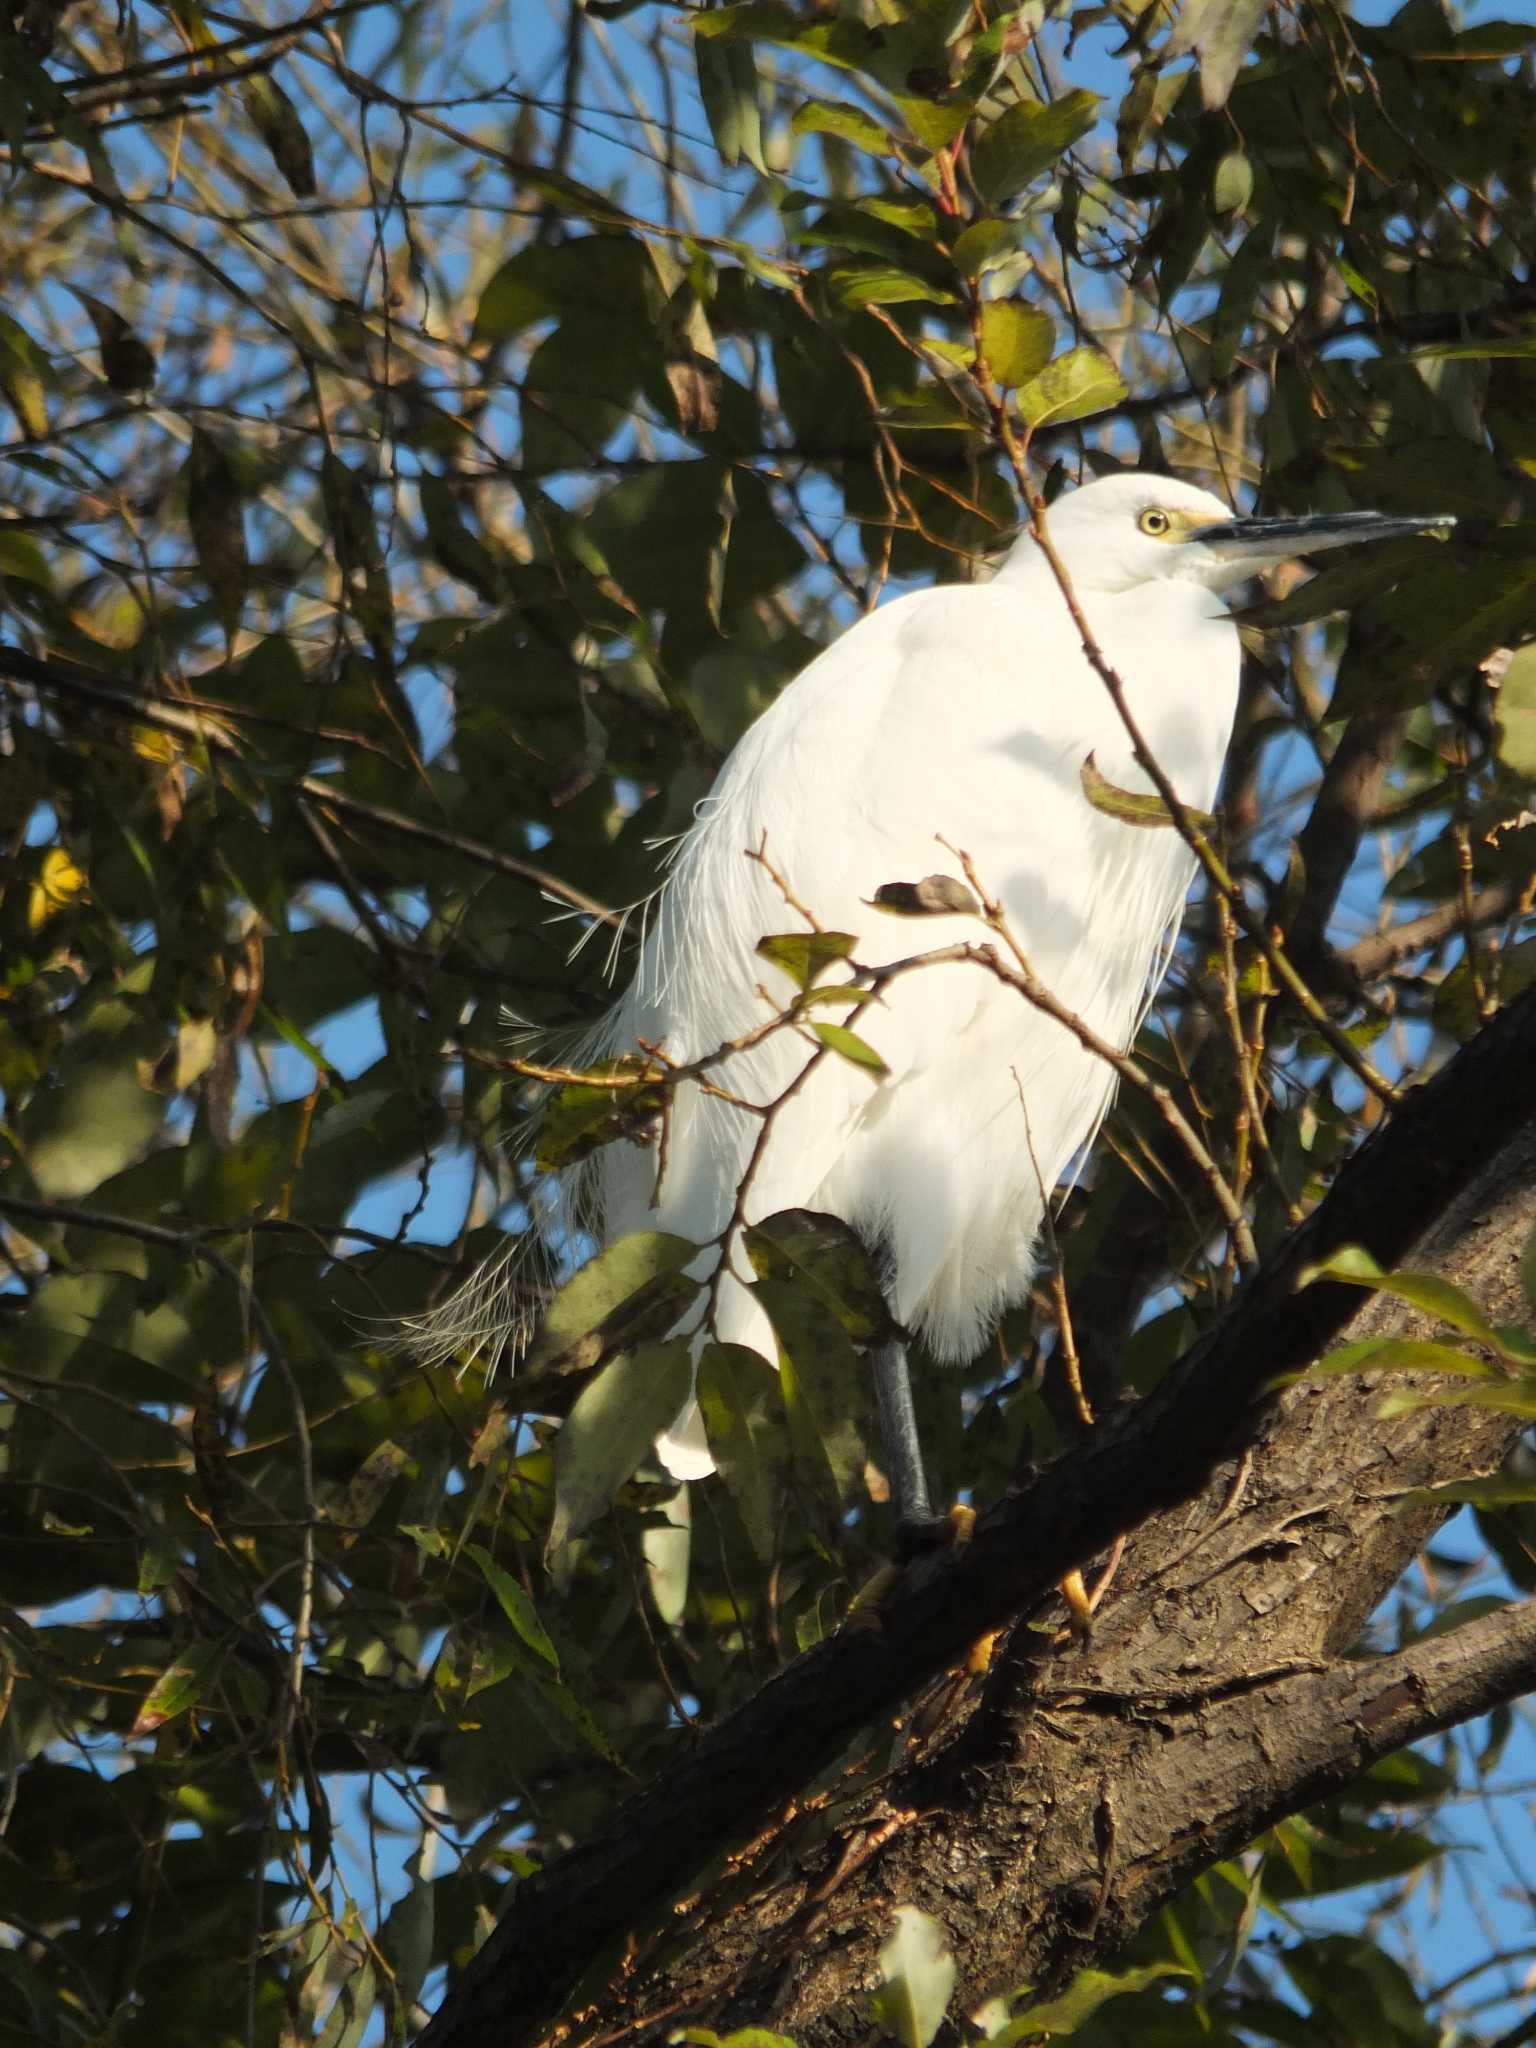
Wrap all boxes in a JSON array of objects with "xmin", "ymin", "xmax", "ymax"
[{"xmin": 1192, "ymin": 509, "xmax": 1456, "ymax": 559}]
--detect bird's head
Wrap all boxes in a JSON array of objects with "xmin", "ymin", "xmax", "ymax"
[{"xmin": 1009, "ymin": 471, "xmax": 1454, "ymax": 596}]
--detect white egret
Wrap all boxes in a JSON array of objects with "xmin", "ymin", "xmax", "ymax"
[{"xmin": 425, "ymin": 471, "xmax": 1450, "ymax": 1527}]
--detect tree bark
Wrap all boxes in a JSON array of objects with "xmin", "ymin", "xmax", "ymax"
[{"xmin": 417, "ymin": 985, "xmax": 1536, "ymax": 2048}]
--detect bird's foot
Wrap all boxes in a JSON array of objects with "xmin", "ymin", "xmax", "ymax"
[{"xmin": 894, "ymin": 1504, "xmax": 972, "ymax": 1560}]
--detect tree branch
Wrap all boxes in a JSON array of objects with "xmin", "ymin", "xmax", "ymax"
[{"xmin": 416, "ymin": 980, "xmax": 1536, "ymax": 2048}]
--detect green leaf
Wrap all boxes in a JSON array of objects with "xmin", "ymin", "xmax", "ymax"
[
  {"xmin": 697, "ymin": 34, "xmax": 766, "ymax": 172},
  {"xmin": 1235, "ymin": 543, "xmax": 1435, "ymax": 629},
  {"xmin": 950, "ymin": 218, "xmax": 1028, "ymax": 278},
  {"xmin": 743, "ymin": 1208, "xmax": 893, "ymax": 1344},
  {"xmin": 1080, "ymin": 753, "xmax": 1215, "ymax": 833},
  {"xmin": 751, "ymin": 1280, "xmax": 871, "ymax": 1507},
  {"xmin": 0, "ymin": 310, "xmax": 50, "ymax": 439},
  {"xmin": 136, "ymin": 1528, "xmax": 180, "ymax": 1595},
  {"xmin": 755, "ymin": 929, "xmax": 857, "ymax": 991},
  {"xmin": 987, "ymin": 1962, "xmax": 1190, "ymax": 2042},
  {"xmin": 641, "ymin": 1481, "xmax": 691, "ymax": 1625},
  {"xmin": 524, "ymin": 1231, "xmax": 702, "ymax": 1375},
  {"xmin": 186, "ymin": 426, "xmax": 250, "ymax": 639},
  {"xmin": 1298, "ymin": 1245, "xmax": 1510, "ymax": 1353},
  {"xmin": 696, "ymin": 1342, "xmax": 784, "ymax": 1559},
  {"xmin": 1493, "ymin": 642, "xmax": 1536, "ymax": 779},
  {"xmin": 0, "ymin": 529, "xmax": 51, "ymax": 589},
  {"xmin": 1397, "ymin": 1476, "xmax": 1536, "ymax": 1513},
  {"xmin": 548, "ymin": 1338, "xmax": 694, "ymax": 1552},
  {"xmin": 1522, "ymin": 1218, "xmax": 1536, "ymax": 1314},
  {"xmin": 419, "ymin": 472, "xmax": 503, "ymax": 601},
  {"xmin": 1301, "ymin": 1336, "xmax": 1498, "ymax": 1382},
  {"xmin": 380, "ymin": 1860, "xmax": 435, "ymax": 2016},
  {"xmin": 320, "ymin": 453, "xmax": 394, "ymax": 645},
  {"xmin": 828, "ymin": 267, "xmax": 956, "ymax": 312},
  {"xmin": 535, "ymin": 1057, "xmax": 669, "ymax": 1172},
  {"xmin": 870, "ymin": 1906, "xmax": 955, "ymax": 2048},
  {"xmin": 1017, "ymin": 347, "xmax": 1126, "ymax": 428},
  {"xmin": 238, "ymin": 72, "xmax": 316, "ymax": 199},
  {"xmin": 679, "ymin": 2032, "xmax": 798, "ymax": 2048},
  {"xmin": 1376, "ymin": 1382, "xmax": 1536, "ymax": 1422},
  {"xmin": 314, "ymin": 1962, "xmax": 376, "ymax": 2048},
  {"xmin": 1282, "ymin": 1934, "xmax": 1436, "ymax": 2048},
  {"xmin": 978, "ymin": 301, "xmax": 1054, "ymax": 389},
  {"xmin": 791, "ymin": 98, "xmax": 890, "ymax": 159},
  {"xmin": 131, "ymin": 1639, "xmax": 224, "ymax": 1737},
  {"xmin": 1433, "ymin": 937, "xmax": 1536, "ymax": 1043},
  {"xmin": 1166, "ymin": 0, "xmax": 1267, "ymax": 110},
  {"xmin": 1211, "ymin": 150, "xmax": 1254, "ymax": 214},
  {"xmin": 472, "ymin": 240, "xmax": 600, "ymax": 341},
  {"xmin": 810, "ymin": 1020, "xmax": 889, "ymax": 1079},
  {"xmin": 326, "ymin": 1437, "xmax": 410, "ymax": 1533},
  {"xmin": 970, "ymin": 91, "xmax": 1100, "ymax": 208},
  {"xmin": 467, "ymin": 1543, "xmax": 561, "ymax": 1666}
]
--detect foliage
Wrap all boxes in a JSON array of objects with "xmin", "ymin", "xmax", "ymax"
[{"xmin": 1, "ymin": 1, "xmax": 1536, "ymax": 2044}]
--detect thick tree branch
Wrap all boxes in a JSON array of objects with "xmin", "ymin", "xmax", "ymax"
[{"xmin": 417, "ymin": 982, "xmax": 1536, "ymax": 2048}]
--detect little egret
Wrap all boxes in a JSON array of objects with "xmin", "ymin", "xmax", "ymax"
[{"xmin": 424, "ymin": 472, "xmax": 1450, "ymax": 1528}]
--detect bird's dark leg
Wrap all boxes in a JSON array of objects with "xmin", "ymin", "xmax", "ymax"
[{"xmin": 873, "ymin": 1341, "xmax": 935, "ymax": 1533}]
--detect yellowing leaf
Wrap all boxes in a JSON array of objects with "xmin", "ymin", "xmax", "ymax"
[
  {"xmin": 1493, "ymin": 643, "xmax": 1536, "ymax": 779},
  {"xmin": 755, "ymin": 929, "xmax": 857, "ymax": 990},
  {"xmin": 1017, "ymin": 347, "xmax": 1126, "ymax": 428},
  {"xmin": 979, "ymin": 300, "xmax": 1055, "ymax": 389},
  {"xmin": 28, "ymin": 847, "xmax": 88, "ymax": 931}
]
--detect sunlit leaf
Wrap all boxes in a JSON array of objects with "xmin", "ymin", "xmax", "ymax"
[
  {"xmin": 755, "ymin": 929, "xmax": 858, "ymax": 991},
  {"xmin": 524, "ymin": 1231, "xmax": 702, "ymax": 1375},
  {"xmin": 970, "ymin": 91, "xmax": 1100, "ymax": 207},
  {"xmin": 467, "ymin": 1542, "xmax": 561, "ymax": 1666},
  {"xmin": 27, "ymin": 846, "xmax": 87, "ymax": 931},
  {"xmin": 1298, "ymin": 1245, "xmax": 1510, "ymax": 1353},
  {"xmin": 743, "ymin": 1208, "xmax": 893, "ymax": 1344},
  {"xmin": 810, "ymin": 1020, "xmax": 889, "ymax": 1079},
  {"xmin": 697, "ymin": 1341, "xmax": 784, "ymax": 1558},
  {"xmin": 1493, "ymin": 642, "xmax": 1536, "ymax": 779},
  {"xmin": 978, "ymin": 300, "xmax": 1054, "ymax": 390},
  {"xmin": 986, "ymin": 1962, "xmax": 1190, "ymax": 2042},
  {"xmin": 1017, "ymin": 348, "xmax": 1126, "ymax": 428},
  {"xmin": 548, "ymin": 1338, "xmax": 694, "ymax": 1552},
  {"xmin": 870, "ymin": 1907, "xmax": 955, "ymax": 2048},
  {"xmin": 1080, "ymin": 754, "xmax": 1216, "ymax": 834}
]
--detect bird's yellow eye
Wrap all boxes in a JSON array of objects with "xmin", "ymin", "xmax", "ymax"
[{"xmin": 1138, "ymin": 507, "xmax": 1173, "ymax": 537}]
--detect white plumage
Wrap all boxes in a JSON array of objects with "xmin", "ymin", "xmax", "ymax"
[
  {"xmin": 604, "ymin": 472, "xmax": 1244, "ymax": 1474},
  {"xmin": 419, "ymin": 470, "xmax": 1449, "ymax": 1492}
]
